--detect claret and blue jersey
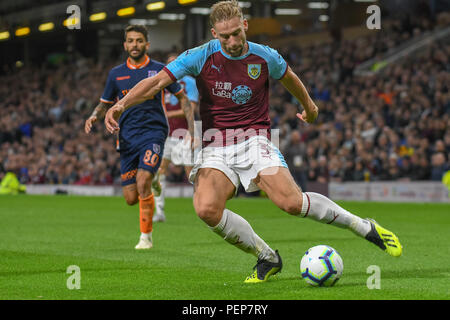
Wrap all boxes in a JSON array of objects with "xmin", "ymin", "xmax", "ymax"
[
  {"xmin": 163, "ymin": 39, "xmax": 288, "ymax": 146},
  {"xmin": 165, "ymin": 75, "xmax": 199, "ymax": 137}
]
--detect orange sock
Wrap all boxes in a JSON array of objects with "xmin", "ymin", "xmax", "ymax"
[{"xmin": 139, "ymin": 194, "xmax": 154, "ymax": 234}]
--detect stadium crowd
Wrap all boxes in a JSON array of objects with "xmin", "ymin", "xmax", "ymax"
[
  {"xmin": 274, "ymin": 16, "xmax": 450, "ymax": 189},
  {"xmin": 0, "ymin": 15, "xmax": 449, "ymax": 190}
]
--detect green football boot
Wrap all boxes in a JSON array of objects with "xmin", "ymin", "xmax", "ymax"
[
  {"xmin": 244, "ymin": 250, "xmax": 282, "ymax": 283},
  {"xmin": 365, "ymin": 219, "xmax": 402, "ymax": 257}
]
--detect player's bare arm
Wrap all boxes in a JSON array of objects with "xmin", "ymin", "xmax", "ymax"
[
  {"xmin": 104, "ymin": 70, "xmax": 174, "ymax": 134},
  {"xmin": 165, "ymin": 109, "xmax": 185, "ymax": 118},
  {"xmin": 279, "ymin": 66, "xmax": 319, "ymax": 124},
  {"xmin": 85, "ymin": 101, "xmax": 112, "ymax": 134},
  {"xmin": 165, "ymin": 101, "xmax": 197, "ymax": 119},
  {"xmin": 175, "ymin": 92, "xmax": 195, "ymax": 138},
  {"xmin": 163, "ymin": 100, "xmax": 194, "ymax": 120}
]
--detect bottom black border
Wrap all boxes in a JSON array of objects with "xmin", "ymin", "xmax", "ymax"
[{"xmin": 1, "ymin": 299, "xmax": 444, "ymax": 318}]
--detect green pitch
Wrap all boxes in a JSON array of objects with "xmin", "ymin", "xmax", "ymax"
[{"xmin": 0, "ymin": 195, "xmax": 449, "ymax": 300}]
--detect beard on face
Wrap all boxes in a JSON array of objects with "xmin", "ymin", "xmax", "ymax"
[
  {"xmin": 227, "ymin": 44, "xmax": 243, "ymax": 57},
  {"xmin": 128, "ymin": 47, "xmax": 146, "ymax": 60}
]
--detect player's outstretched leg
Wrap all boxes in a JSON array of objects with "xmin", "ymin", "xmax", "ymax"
[
  {"xmin": 256, "ymin": 168, "xmax": 402, "ymax": 257},
  {"xmin": 299, "ymin": 192, "xmax": 402, "ymax": 257}
]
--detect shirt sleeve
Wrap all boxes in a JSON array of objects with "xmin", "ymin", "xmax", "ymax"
[
  {"xmin": 166, "ymin": 81, "xmax": 182, "ymax": 95},
  {"xmin": 262, "ymin": 45, "xmax": 288, "ymax": 80},
  {"xmin": 100, "ymin": 71, "xmax": 118, "ymax": 104},
  {"xmin": 183, "ymin": 76, "xmax": 199, "ymax": 103},
  {"xmin": 164, "ymin": 42, "xmax": 212, "ymax": 81}
]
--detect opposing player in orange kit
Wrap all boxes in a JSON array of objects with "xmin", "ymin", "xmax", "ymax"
[{"xmin": 85, "ymin": 25, "xmax": 194, "ymax": 249}]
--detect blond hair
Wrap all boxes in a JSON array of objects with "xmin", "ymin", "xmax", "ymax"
[{"xmin": 209, "ymin": 0, "xmax": 243, "ymax": 27}]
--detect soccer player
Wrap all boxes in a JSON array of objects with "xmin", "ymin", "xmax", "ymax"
[
  {"xmin": 152, "ymin": 53, "xmax": 200, "ymax": 223},
  {"xmin": 105, "ymin": 1, "xmax": 402, "ymax": 282},
  {"xmin": 85, "ymin": 25, "xmax": 194, "ymax": 249}
]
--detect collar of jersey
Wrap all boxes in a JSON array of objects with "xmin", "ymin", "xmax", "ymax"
[
  {"xmin": 219, "ymin": 42, "xmax": 251, "ymax": 60},
  {"xmin": 126, "ymin": 55, "xmax": 150, "ymax": 69}
]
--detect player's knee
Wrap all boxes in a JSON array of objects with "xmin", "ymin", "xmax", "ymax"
[
  {"xmin": 194, "ymin": 200, "xmax": 221, "ymax": 225},
  {"xmin": 123, "ymin": 186, "xmax": 139, "ymax": 206},
  {"xmin": 195, "ymin": 203, "xmax": 216, "ymax": 220},
  {"xmin": 124, "ymin": 195, "xmax": 138, "ymax": 206},
  {"xmin": 279, "ymin": 196, "xmax": 302, "ymax": 215}
]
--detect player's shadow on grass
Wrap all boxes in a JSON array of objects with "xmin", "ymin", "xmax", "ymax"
[
  {"xmin": 191, "ymin": 237, "xmax": 357, "ymax": 247},
  {"xmin": 268, "ymin": 237, "xmax": 357, "ymax": 244},
  {"xmin": 272, "ymin": 276, "xmax": 363, "ymax": 288},
  {"xmin": 274, "ymin": 267, "xmax": 450, "ymax": 287}
]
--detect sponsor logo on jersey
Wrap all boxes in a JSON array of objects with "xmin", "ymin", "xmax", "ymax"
[
  {"xmin": 232, "ymin": 85, "xmax": 252, "ymax": 104},
  {"xmin": 212, "ymin": 81, "xmax": 232, "ymax": 99},
  {"xmin": 148, "ymin": 70, "xmax": 157, "ymax": 77},
  {"xmin": 212, "ymin": 89, "xmax": 232, "ymax": 99},
  {"xmin": 211, "ymin": 82, "xmax": 252, "ymax": 104},
  {"xmin": 116, "ymin": 75, "xmax": 131, "ymax": 81}
]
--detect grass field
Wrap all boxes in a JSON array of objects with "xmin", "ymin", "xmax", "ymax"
[{"xmin": 0, "ymin": 194, "xmax": 449, "ymax": 300}]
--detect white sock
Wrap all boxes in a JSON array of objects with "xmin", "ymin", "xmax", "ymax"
[
  {"xmin": 300, "ymin": 192, "xmax": 371, "ymax": 237},
  {"xmin": 210, "ymin": 209, "xmax": 278, "ymax": 263},
  {"xmin": 155, "ymin": 174, "xmax": 166, "ymax": 216},
  {"xmin": 140, "ymin": 232, "xmax": 152, "ymax": 241}
]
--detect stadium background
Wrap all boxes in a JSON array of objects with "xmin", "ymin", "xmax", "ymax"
[
  {"xmin": 1, "ymin": 0, "xmax": 450, "ymax": 303},
  {"xmin": 0, "ymin": 0, "xmax": 449, "ymax": 199}
]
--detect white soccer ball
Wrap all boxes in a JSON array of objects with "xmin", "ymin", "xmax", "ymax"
[{"xmin": 300, "ymin": 245, "xmax": 344, "ymax": 287}]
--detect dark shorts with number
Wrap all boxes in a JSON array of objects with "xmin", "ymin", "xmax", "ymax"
[{"xmin": 120, "ymin": 139, "xmax": 165, "ymax": 186}]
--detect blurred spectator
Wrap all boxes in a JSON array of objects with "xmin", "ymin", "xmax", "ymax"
[
  {"xmin": 316, "ymin": 155, "xmax": 329, "ymax": 183},
  {"xmin": 283, "ymin": 130, "xmax": 307, "ymax": 190},
  {"xmin": 410, "ymin": 153, "xmax": 431, "ymax": 180},
  {"xmin": 353, "ymin": 159, "xmax": 366, "ymax": 181},
  {"xmin": 430, "ymin": 152, "xmax": 449, "ymax": 181}
]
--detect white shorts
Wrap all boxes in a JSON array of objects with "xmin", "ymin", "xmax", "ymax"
[
  {"xmin": 189, "ymin": 135, "xmax": 288, "ymax": 193},
  {"xmin": 163, "ymin": 136, "xmax": 195, "ymax": 167}
]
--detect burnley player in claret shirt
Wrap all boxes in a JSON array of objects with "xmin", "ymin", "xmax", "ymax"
[
  {"xmin": 105, "ymin": 0, "xmax": 402, "ymax": 283},
  {"xmin": 152, "ymin": 53, "xmax": 200, "ymax": 223},
  {"xmin": 163, "ymin": 35, "xmax": 286, "ymax": 147}
]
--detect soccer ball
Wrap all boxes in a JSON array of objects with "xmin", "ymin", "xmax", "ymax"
[{"xmin": 300, "ymin": 245, "xmax": 343, "ymax": 287}]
